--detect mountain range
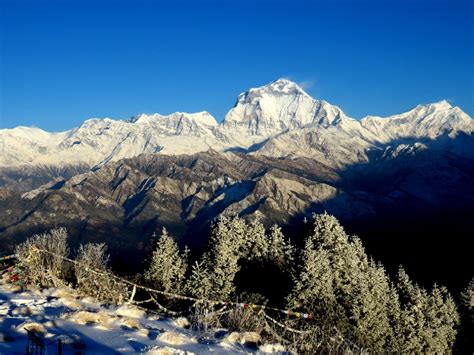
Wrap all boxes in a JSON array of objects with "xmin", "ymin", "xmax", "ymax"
[
  {"xmin": 1, "ymin": 78, "xmax": 473, "ymax": 290},
  {"xmin": 1, "ymin": 79, "xmax": 472, "ymax": 189}
]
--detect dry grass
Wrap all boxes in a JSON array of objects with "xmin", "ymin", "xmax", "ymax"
[
  {"xmin": 67, "ymin": 310, "xmax": 110, "ymax": 326},
  {"xmin": 136, "ymin": 328, "xmax": 150, "ymax": 337},
  {"xmin": 60, "ymin": 298, "xmax": 82, "ymax": 310},
  {"xmin": 52, "ymin": 287, "xmax": 77, "ymax": 299},
  {"xmin": 172, "ymin": 317, "xmax": 190, "ymax": 328},
  {"xmin": 19, "ymin": 322, "xmax": 47, "ymax": 335},
  {"xmin": 224, "ymin": 306, "xmax": 265, "ymax": 334},
  {"xmin": 11, "ymin": 306, "xmax": 32, "ymax": 316},
  {"xmin": 158, "ymin": 331, "xmax": 196, "ymax": 345},
  {"xmin": 226, "ymin": 331, "xmax": 262, "ymax": 346},
  {"xmin": 120, "ymin": 317, "xmax": 140, "ymax": 330},
  {"xmin": 188, "ymin": 304, "xmax": 221, "ymax": 339},
  {"xmin": 116, "ymin": 304, "xmax": 146, "ymax": 319}
]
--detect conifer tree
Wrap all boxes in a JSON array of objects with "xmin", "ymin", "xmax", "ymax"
[
  {"xmin": 396, "ymin": 267, "xmax": 429, "ymax": 353},
  {"xmin": 186, "ymin": 216, "xmax": 245, "ymax": 300},
  {"xmin": 288, "ymin": 213, "xmax": 459, "ymax": 353},
  {"xmin": 396, "ymin": 267, "xmax": 460, "ymax": 353},
  {"xmin": 186, "ymin": 256, "xmax": 213, "ymax": 299},
  {"xmin": 206, "ymin": 217, "xmax": 244, "ymax": 299},
  {"xmin": 267, "ymin": 225, "xmax": 294, "ymax": 270},
  {"xmin": 245, "ymin": 219, "xmax": 268, "ymax": 260},
  {"xmin": 425, "ymin": 285, "xmax": 459, "ymax": 352},
  {"xmin": 186, "ymin": 216, "xmax": 276, "ymax": 300},
  {"xmin": 144, "ymin": 228, "xmax": 188, "ymax": 293},
  {"xmin": 461, "ymin": 278, "xmax": 474, "ymax": 317},
  {"xmin": 458, "ymin": 278, "xmax": 474, "ymax": 352},
  {"xmin": 288, "ymin": 238, "xmax": 336, "ymax": 324}
]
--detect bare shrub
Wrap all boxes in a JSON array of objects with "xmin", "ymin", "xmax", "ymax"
[
  {"xmin": 189, "ymin": 303, "xmax": 222, "ymax": 340},
  {"xmin": 263, "ymin": 321, "xmax": 364, "ymax": 354},
  {"xmin": 224, "ymin": 293, "xmax": 267, "ymax": 334},
  {"xmin": 16, "ymin": 228, "xmax": 70, "ymax": 288},
  {"xmin": 75, "ymin": 243, "xmax": 129, "ymax": 304},
  {"xmin": 224, "ymin": 306, "xmax": 265, "ymax": 335}
]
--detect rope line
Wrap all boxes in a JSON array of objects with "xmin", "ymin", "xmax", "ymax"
[
  {"xmin": 148, "ymin": 293, "xmax": 182, "ymax": 316},
  {"xmin": 17, "ymin": 248, "xmax": 314, "ymax": 321},
  {"xmin": 0, "ymin": 254, "xmax": 17, "ymax": 262},
  {"xmin": 262, "ymin": 312, "xmax": 313, "ymax": 334}
]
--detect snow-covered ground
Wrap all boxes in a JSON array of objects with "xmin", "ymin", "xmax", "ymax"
[{"xmin": 0, "ymin": 283, "xmax": 284, "ymax": 354}]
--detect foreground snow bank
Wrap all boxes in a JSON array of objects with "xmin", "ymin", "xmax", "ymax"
[{"xmin": 0, "ymin": 283, "xmax": 285, "ymax": 354}]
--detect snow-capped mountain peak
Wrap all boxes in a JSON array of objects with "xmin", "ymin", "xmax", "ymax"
[
  {"xmin": 360, "ymin": 99, "xmax": 473, "ymax": 143},
  {"xmin": 0, "ymin": 79, "xmax": 472, "ymax": 171},
  {"xmin": 253, "ymin": 78, "xmax": 310, "ymax": 97},
  {"xmin": 230, "ymin": 78, "xmax": 311, "ymax": 110},
  {"xmin": 221, "ymin": 78, "xmax": 349, "ymax": 136},
  {"xmin": 427, "ymin": 99, "xmax": 452, "ymax": 110}
]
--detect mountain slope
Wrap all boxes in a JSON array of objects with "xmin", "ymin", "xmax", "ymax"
[{"xmin": 0, "ymin": 150, "xmax": 374, "ymax": 252}]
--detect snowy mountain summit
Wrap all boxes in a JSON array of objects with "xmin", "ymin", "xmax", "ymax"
[
  {"xmin": 1, "ymin": 78, "xmax": 473, "ymax": 171},
  {"xmin": 360, "ymin": 100, "xmax": 473, "ymax": 142},
  {"xmin": 222, "ymin": 79, "xmax": 350, "ymax": 137}
]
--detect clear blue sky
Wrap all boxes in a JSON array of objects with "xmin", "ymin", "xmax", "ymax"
[{"xmin": 1, "ymin": 0, "xmax": 473, "ymax": 131}]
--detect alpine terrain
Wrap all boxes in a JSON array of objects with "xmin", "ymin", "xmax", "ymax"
[{"xmin": 1, "ymin": 78, "xmax": 473, "ymax": 290}]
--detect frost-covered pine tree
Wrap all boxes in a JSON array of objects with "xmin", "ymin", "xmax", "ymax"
[
  {"xmin": 287, "ymin": 213, "xmax": 459, "ymax": 353},
  {"xmin": 395, "ymin": 267, "xmax": 459, "ymax": 353},
  {"xmin": 245, "ymin": 219, "xmax": 268, "ymax": 261},
  {"xmin": 458, "ymin": 278, "xmax": 474, "ymax": 352},
  {"xmin": 289, "ymin": 213, "xmax": 357, "ymax": 320},
  {"xmin": 287, "ymin": 236, "xmax": 336, "ymax": 323},
  {"xmin": 205, "ymin": 216, "xmax": 245, "ymax": 299},
  {"xmin": 461, "ymin": 278, "xmax": 474, "ymax": 317},
  {"xmin": 144, "ymin": 228, "xmax": 188, "ymax": 294},
  {"xmin": 353, "ymin": 258, "xmax": 397, "ymax": 351},
  {"xmin": 396, "ymin": 267, "xmax": 429, "ymax": 353},
  {"xmin": 209, "ymin": 215, "xmax": 247, "ymax": 255},
  {"xmin": 425, "ymin": 285, "xmax": 459, "ymax": 352},
  {"xmin": 187, "ymin": 216, "xmax": 271, "ymax": 300},
  {"xmin": 185, "ymin": 256, "xmax": 213, "ymax": 299},
  {"xmin": 310, "ymin": 212, "xmax": 348, "ymax": 250},
  {"xmin": 267, "ymin": 225, "xmax": 294, "ymax": 269}
]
